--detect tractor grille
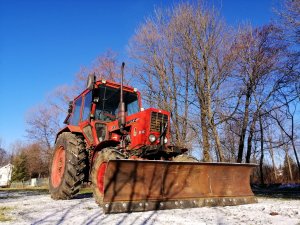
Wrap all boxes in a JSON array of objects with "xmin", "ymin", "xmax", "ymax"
[{"xmin": 150, "ymin": 112, "xmax": 168, "ymax": 132}]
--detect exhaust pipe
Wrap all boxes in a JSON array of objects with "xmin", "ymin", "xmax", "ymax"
[{"xmin": 118, "ymin": 62, "xmax": 126, "ymax": 134}]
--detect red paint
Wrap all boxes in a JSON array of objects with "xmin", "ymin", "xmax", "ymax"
[
  {"xmin": 105, "ymin": 108, "xmax": 170, "ymax": 149},
  {"xmin": 97, "ymin": 162, "xmax": 107, "ymax": 194},
  {"xmin": 56, "ymin": 125, "xmax": 81, "ymax": 140},
  {"xmin": 51, "ymin": 146, "xmax": 65, "ymax": 188},
  {"xmin": 59, "ymin": 79, "xmax": 171, "ymax": 152}
]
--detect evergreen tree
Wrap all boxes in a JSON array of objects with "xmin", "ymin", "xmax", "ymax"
[{"xmin": 11, "ymin": 151, "xmax": 29, "ymax": 181}]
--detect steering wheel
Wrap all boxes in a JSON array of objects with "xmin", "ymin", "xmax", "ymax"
[
  {"xmin": 102, "ymin": 111, "xmax": 116, "ymax": 120},
  {"xmin": 96, "ymin": 110, "xmax": 116, "ymax": 121}
]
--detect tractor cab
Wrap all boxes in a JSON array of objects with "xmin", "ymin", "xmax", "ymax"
[
  {"xmin": 63, "ymin": 79, "xmax": 142, "ymax": 146},
  {"xmin": 93, "ymin": 83, "xmax": 140, "ymax": 122}
]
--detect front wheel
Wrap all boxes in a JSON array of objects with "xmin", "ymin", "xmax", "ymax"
[
  {"xmin": 91, "ymin": 148, "xmax": 124, "ymax": 205},
  {"xmin": 49, "ymin": 132, "xmax": 87, "ymax": 199}
]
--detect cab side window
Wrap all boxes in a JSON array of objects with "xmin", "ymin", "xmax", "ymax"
[
  {"xmin": 70, "ymin": 97, "xmax": 83, "ymax": 125},
  {"xmin": 82, "ymin": 91, "xmax": 92, "ymax": 121}
]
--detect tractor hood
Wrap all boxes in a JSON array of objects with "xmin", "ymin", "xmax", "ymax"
[{"xmin": 106, "ymin": 108, "xmax": 170, "ymax": 149}]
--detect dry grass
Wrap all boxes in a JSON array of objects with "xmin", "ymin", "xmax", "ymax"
[
  {"xmin": 0, "ymin": 187, "xmax": 92, "ymax": 194},
  {"xmin": 0, "ymin": 207, "xmax": 13, "ymax": 222},
  {"xmin": 79, "ymin": 187, "xmax": 92, "ymax": 194},
  {"xmin": 0, "ymin": 187, "xmax": 48, "ymax": 192}
]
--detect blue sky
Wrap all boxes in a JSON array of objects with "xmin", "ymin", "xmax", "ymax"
[{"xmin": 0, "ymin": 0, "xmax": 275, "ymax": 149}]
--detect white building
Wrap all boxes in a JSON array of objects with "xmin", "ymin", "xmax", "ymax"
[{"xmin": 0, "ymin": 164, "xmax": 13, "ymax": 187}]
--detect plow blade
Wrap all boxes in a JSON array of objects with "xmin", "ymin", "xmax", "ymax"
[{"xmin": 102, "ymin": 160, "xmax": 257, "ymax": 213}]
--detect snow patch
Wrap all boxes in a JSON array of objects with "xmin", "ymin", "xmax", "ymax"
[{"xmin": 0, "ymin": 192, "xmax": 299, "ymax": 225}]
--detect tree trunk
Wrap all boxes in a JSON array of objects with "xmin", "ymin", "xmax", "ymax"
[
  {"xmin": 246, "ymin": 115, "xmax": 257, "ymax": 163},
  {"xmin": 211, "ymin": 123, "xmax": 224, "ymax": 161},
  {"xmin": 237, "ymin": 91, "xmax": 251, "ymax": 163},
  {"xmin": 284, "ymin": 145, "xmax": 294, "ymax": 181},
  {"xmin": 268, "ymin": 135, "xmax": 277, "ymax": 182},
  {"xmin": 291, "ymin": 141, "xmax": 300, "ymax": 179},
  {"xmin": 259, "ymin": 113, "xmax": 264, "ymax": 185},
  {"xmin": 195, "ymin": 78, "xmax": 211, "ymax": 162},
  {"xmin": 200, "ymin": 109, "xmax": 211, "ymax": 162},
  {"xmin": 290, "ymin": 116, "xmax": 300, "ymax": 177},
  {"xmin": 204, "ymin": 59, "xmax": 224, "ymax": 162},
  {"xmin": 206, "ymin": 93, "xmax": 224, "ymax": 161},
  {"xmin": 182, "ymin": 67, "xmax": 190, "ymax": 143}
]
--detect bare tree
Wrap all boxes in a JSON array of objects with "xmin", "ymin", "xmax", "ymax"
[
  {"xmin": 129, "ymin": 6, "xmax": 197, "ymax": 150},
  {"xmin": 233, "ymin": 24, "xmax": 289, "ymax": 163},
  {"xmin": 0, "ymin": 138, "xmax": 10, "ymax": 167},
  {"xmin": 75, "ymin": 50, "xmax": 123, "ymax": 90},
  {"xmin": 276, "ymin": 0, "xmax": 300, "ymax": 45},
  {"xmin": 10, "ymin": 141, "xmax": 49, "ymax": 179},
  {"xmin": 25, "ymin": 104, "xmax": 61, "ymax": 161},
  {"xmin": 267, "ymin": 133, "xmax": 278, "ymax": 182},
  {"xmin": 130, "ymin": 2, "xmax": 237, "ymax": 161},
  {"xmin": 24, "ymin": 143, "xmax": 49, "ymax": 178},
  {"xmin": 26, "ymin": 49, "xmax": 124, "ymax": 153},
  {"xmin": 271, "ymin": 98, "xmax": 300, "ymax": 177},
  {"xmin": 276, "ymin": 0, "xmax": 300, "ymax": 104}
]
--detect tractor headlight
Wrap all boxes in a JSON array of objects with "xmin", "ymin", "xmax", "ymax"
[
  {"xmin": 149, "ymin": 134, "xmax": 156, "ymax": 143},
  {"xmin": 164, "ymin": 137, "xmax": 168, "ymax": 144}
]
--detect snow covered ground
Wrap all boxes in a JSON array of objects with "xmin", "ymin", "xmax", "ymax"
[{"xmin": 0, "ymin": 191, "xmax": 299, "ymax": 225}]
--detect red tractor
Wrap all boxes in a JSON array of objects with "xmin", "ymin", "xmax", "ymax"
[{"xmin": 49, "ymin": 63, "xmax": 256, "ymax": 213}]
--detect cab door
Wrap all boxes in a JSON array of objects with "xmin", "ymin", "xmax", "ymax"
[{"xmin": 79, "ymin": 91, "xmax": 96, "ymax": 146}]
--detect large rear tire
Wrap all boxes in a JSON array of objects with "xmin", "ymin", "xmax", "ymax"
[
  {"xmin": 91, "ymin": 148, "xmax": 124, "ymax": 206},
  {"xmin": 49, "ymin": 132, "xmax": 87, "ymax": 200}
]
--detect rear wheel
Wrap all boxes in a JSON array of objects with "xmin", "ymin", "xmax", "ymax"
[
  {"xmin": 49, "ymin": 132, "xmax": 87, "ymax": 199},
  {"xmin": 91, "ymin": 148, "xmax": 125, "ymax": 205},
  {"xmin": 173, "ymin": 154, "xmax": 198, "ymax": 162}
]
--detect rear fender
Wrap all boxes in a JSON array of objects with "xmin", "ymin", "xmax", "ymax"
[{"xmin": 55, "ymin": 125, "xmax": 82, "ymax": 142}]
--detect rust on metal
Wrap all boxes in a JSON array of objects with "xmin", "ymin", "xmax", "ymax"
[
  {"xmin": 103, "ymin": 196, "xmax": 257, "ymax": 213},
  {"xmin": 102, "ymin": 160, "xmax": 257, "ymax": 213}
]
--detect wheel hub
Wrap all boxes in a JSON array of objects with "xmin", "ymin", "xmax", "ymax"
[
  {"xmin": 97, "ymin": 162, "xmax": 107, "ymax": 194},
  {"xmin": 51, "ymin": 146, "xmax": 66, "ymax": 188}
]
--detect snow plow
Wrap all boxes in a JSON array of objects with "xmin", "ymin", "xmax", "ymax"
[
  {"xmin": 102, "ymin": 160, "xmax": 257, "ymax": 213},
  {"xmin": 49, "ymin": 63, "xmax": 257, "ymax": 213}
]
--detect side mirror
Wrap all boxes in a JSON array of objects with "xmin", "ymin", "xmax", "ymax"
[{"xmin": 86, "ymin": 74, "xmax": 96, "ymax": 90}]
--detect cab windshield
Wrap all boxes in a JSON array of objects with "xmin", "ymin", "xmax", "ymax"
[{"xmin": 95, "ymin": 85, "xmax": 139, "ymax": 122}]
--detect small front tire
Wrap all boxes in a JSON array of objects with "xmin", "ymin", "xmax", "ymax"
[{"xmin": 91, "ymin": 148, "xmax": 124, "ymax": 205}]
